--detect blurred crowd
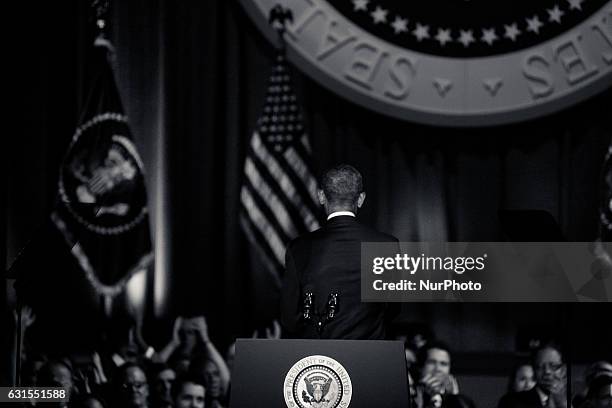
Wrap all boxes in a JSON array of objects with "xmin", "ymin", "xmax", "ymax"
[
  {"xmin": 395, "ymin": 325, "xmax": 611, "ymax": 408},
  {"xmin": 10, "ymin": 306, "xmax": 612, "ymax": 408},
  {"xmin": 11, "ymin": 305, "xmax": 277, "ymax": 408}
]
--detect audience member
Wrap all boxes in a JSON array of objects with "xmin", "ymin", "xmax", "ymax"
[
  {"xmin": 114, "ymin": 363, "xmax": 150, "ymax": 408},
  {"xmin": 71, "ymin": 393, "xmax": 108, "ymax": 408},
  {"xmin": 414, "ymin": 341, "xmax": 460, "ymax": 408},
  {"xmin": 173, "ymin": 374, "xmax": 206, "ymax": 408},
  {"xmin": 498, "ymin": 344, "xmax": 568, "ymax": 408},
  {"xmin": 150, "ymin": 364, "xmax": 176, "ymax": 408},
  {"xmin": 510, "ymin": 364, "xmax": 537, "ymax": 393},
  {"xmin": 581, "ymin": 374, "xmax": 612, "ymax": 408},
  {"xmin": 36, "ymin": 359, "xmax": 75, "ymax": 408}
]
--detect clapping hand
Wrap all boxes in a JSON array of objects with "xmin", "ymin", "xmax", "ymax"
[
  {"xmin": 171, "ymin": 316, "xmax": 184, "ymax": 345},
  {"xmin": 251, "ymin": 320, "xmax": 282, "ymax": 339},
  {"xmin": 548, "ymin": 365, "xmax": 568, "ymax": 408},
  {"xmin": 190, "ymin": 316, "xmax": 211, "ymax": 343},
  {"xmin": 420, "ymin": 372, "xmax": 447, "ymax": 396},
  {"xmin": 13, "ymin": 305, "xmax": 36, "ymax": 331}
]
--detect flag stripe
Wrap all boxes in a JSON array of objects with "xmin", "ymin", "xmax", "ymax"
[
  {"xmin": 239, "ymin": 211, "xmax": 283, "ymax": 287},
  {"xmin": 248, "ymin": 146, "xmax": 319, "ymax": 234},
  {"xmin": 242, "ymin": 180, "xmax": 291, "ymax": 245},
  {"xmin": 274, "ymin": 154, "xmax": 321, "ymax": 232},
  {"xmin": 300, "ymin": 134, "xmax": 312, "ymax": 154},
  {"xmin": 293, "ymin": 135, "xmax": 319, "ymax": 183},
  {"xmin": 283, "ymin": 144, "xmax": 319, "ymax": 205},
  {"xmin": 240, "ymin": 186, "xmax": 286, "ymax": 265},
  {"xmin": 245, "ymin": 157, "xmax": 298, "ymax": 238},
  {"xmin": 240, "ymin": 53, "xmax": 322, "ymax": 282},
  {"xmin": 251, "ymin": 132, "xmax": 320, "ymax": 222}
]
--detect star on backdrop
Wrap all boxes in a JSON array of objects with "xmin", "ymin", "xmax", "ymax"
[
  {"xmin": 352, "ymin": 0, "xmax": 369, "ymax": 11},
  {"xmin": 435, "ymin": 28, "xmax": 452, "ymax": 46},
  {"xmin": 504, "ymin": 23, "xmax": 521, "ymax": 41},
  {"xmin": 526, "ymin": 16, "xmax": 544, "ymax": 34},
  {"xmin": 412, "ymin": 23, "xmax": 430, "ymax": 41},
  {"xmin": 371, "ymin": 6, "xmax": 388, "ymax": 24},
  {"xmin": 481, "ymin": 28, "xmax": 498, "ymax": 45},
  {"xmin": 548, "ymin": 5, "xmax": 564, "ymax": 23},
  {"xmin": 391, "ymin": 16, "xmax": 408, "ymax": 34}
]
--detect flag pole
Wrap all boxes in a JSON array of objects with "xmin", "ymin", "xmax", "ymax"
[
  {"xmin": 14, "ymin": 303, "xmax": 22, "ymax": 386},
  {"xmin": 268, "ymin": 4, "xmax": 293, "ymax": 53},
  {"xmin": 91, "ymin": 0, "xmax": 115, "ymax": 320}
]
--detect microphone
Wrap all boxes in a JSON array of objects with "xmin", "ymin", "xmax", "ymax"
[
  {"xmin": 301, "ymin": 291, "xmax": 340, "ymax": 335},
  {"xmin": 326, "ymin": 293, "xmax": 338, "ymax": 320},
  {"xmin": 302, "ymin": 292, "xmax": 314, "ymax": 322}
]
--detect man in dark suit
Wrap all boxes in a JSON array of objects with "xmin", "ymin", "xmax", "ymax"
[
  {"xmin": 498, "ymin": 344, "xmax": 568, "ymax": 408},
  {"xmin": 280, "ymin": 164, "xmax": 399, "ymax": 339}
]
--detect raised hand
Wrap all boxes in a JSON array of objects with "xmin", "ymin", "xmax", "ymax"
[
  {"xmin": 265, "ymin": 320, "xmax": 282, "ymax": 339},
  {"xmin": 172, "ymin": 316, "xmax": 184, "ymax": 345},
  {"xmin": 191, "ymin": 316, "xmax": 210, "ymax": 343},
  {"xmin": 420, "ymin": 373, "xmax": 446, "ymax": 396},
  {"xmin": 13, "ymin": 305, "xmax": 36, "ymax": 331}
]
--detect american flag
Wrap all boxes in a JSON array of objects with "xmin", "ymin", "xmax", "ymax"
[
  {"xmin": 240, "ymin": 53, "xmax": 322, "ymax": 286},
  {"xmin": 600, "ymin": 141, "xmax": 612, "ymax": 241}
]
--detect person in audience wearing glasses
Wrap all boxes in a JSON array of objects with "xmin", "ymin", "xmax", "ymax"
[
  {"xmin": 498, "ymin": 344, "xmax": 568, "ymax": 408},
  {"xmin": 114, "ymin": 363, "xmax": 150, "ymax": 408}
]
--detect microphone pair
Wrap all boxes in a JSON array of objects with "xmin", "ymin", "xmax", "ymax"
[{"xmin": 302, "ymin": 292, "xmax": 339, "ymax": 334}]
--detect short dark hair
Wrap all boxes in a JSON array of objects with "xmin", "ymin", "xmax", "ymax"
[
  {"xmin": 507, "ymin": 361, "xmax": 534, "ymax": 392},
  {"xmin": 417, "ymin": 341, "xmax": 452, "ymax": 367},
  {"xmin": 113, "ymin": 362, "xmax": 148, "ymax": 390},
  {"xmin": 587, "ymin": 374, "xmax": 612, "ymax": 399},
  {"xmin": 320, "ymin": 164, "xmax": 363, "ymax": 208},
  {"xmin": 171, "ymin": 373, "xmax": 206, "ymax": 401},
  {"xmin": 71, "ymin": 393, "xmax": 108, "ymax": 408},
  {"xmin": 36, "ymin": 359, "xmax": 73, "ymax": 386},
  {"xmin": 150, "ymin": 363, "xmax": 174, "ymax": 377}
]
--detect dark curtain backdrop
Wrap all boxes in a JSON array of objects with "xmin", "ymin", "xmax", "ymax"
[{"xmin": 8, "ymin": 0, "xmax": 612, "ymax": 352}]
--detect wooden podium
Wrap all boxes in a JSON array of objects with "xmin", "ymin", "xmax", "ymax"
[{"xmin": 230, "ymin": 339, "xmax": 410, "ymax": 408}]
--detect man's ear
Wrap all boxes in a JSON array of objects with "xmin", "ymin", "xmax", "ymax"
[
  {"xmin": 357, "ymin": 192, "xmax": 366, "ymax": 209},
  {"xmin": 318, "ymin": 190, "xmax": 326, "ymax": 206}
]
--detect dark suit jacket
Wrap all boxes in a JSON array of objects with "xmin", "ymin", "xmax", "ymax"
[
  {"xmin": 498, "ymin": 388, "xmax": 546, "ymax": 408},
  {"xmin": 280, "ymin": 215, "xmax": 399, "ymax": 339}
]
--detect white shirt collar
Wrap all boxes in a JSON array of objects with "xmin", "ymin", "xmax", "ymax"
[{"xmin": 327, "ymin": 211, "xmax": 356, "ymax": 220}]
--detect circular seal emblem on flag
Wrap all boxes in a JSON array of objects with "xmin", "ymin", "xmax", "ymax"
[
  {"xmin": 284, "ymin": 355, "xmax": 352, "ymax": 408},
  {"xmin": 241, "ymin": 0, "xmax": 612, "ymax": 126},
  {"xmin": 59, "ymin": 112, "xmax": 148, "ymax": 235}
]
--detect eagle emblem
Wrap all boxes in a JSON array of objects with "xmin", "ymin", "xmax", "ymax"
[
  {"xmin": 284, "ymin": 355, "xmax": 351, "ymax": 408},
  {"xmin": 302, "ymin": 373, "xmax": 334, "ymax": 407}
]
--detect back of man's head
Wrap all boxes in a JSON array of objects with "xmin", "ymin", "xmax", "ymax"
[{"xmin": 320, "ymin": 164, "xmax": 363, "ymax": 212}]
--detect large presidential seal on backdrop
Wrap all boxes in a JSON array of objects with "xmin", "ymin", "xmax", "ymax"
[
  {"xmin": 241, "ymin": 0, "xmax": 612, "ymax": 126},
  {"xmin": 284, "ymin": 355, "xmax": 352, "ymax": 408}
]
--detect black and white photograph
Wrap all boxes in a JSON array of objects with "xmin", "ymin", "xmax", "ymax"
[{"xmin": 4, "ymin": 1, "xmax": 612, "ymax": 407}]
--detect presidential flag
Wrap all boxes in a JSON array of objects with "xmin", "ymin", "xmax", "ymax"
[
  {"xmin": 51, "ymin": 37, "xmax": 153, "ymax": 299},
  {"xmin": 240, "ymin": 52, "xmax": 322, "ymax": 286}
]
